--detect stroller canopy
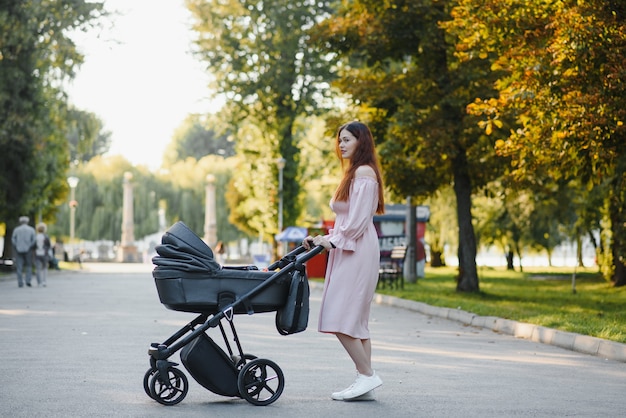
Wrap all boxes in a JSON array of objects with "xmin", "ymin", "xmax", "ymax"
[{"xmin": 152, "ymin": 221, "xmax": 221, "ymax": 275}]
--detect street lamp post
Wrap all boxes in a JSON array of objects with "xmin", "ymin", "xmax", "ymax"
[
  {"xmin": 67, "ymin": 176, "xmax": 79, "ymax": 243},
  {"xmin": 277, "ymin": 157, "xmax": 286, "ymax": 235},
  {"xmin": 277, "ymin": 157, "xmax": 286, "ymax": 256}
]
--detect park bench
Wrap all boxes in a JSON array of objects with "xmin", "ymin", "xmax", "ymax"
[{"xmin": 378, "ymin": 245, "xmax": 407, "ymax": 289}]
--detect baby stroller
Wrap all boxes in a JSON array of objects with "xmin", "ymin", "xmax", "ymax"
[{"xmin": 144, "ymin": 222, "xmax": 322, "ymax": 406}]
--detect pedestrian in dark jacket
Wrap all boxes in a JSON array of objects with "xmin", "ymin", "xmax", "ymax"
[{"xmin": 11, "ymin": 216, "xmax": 36, "ymax": 287}]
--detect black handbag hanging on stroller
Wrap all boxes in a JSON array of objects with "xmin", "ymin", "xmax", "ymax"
[{"xmin": 143, "ymin": 222, "xmax": 323, "ymax": 406}]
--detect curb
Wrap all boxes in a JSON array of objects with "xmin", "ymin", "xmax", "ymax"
[{"xmin": 372, "ymin": 292, "xmax": 626, "ymax": 363}]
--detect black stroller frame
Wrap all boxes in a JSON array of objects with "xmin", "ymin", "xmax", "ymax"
[{"xmin": 144, "ymin": 222, "xmax": 322, "ymax": 407}]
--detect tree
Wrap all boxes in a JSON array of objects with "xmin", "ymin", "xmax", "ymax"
[
  {"xmin": 50, "ymin": 156, "xmax": 132, "ymax": 242},
  {"xmin": 224, "ymin": 122, "xmax": 276, "ymax": 238},
  {"xmin": 473, "ymin": 183, "xmax": 530, "ymax": 271},
  {"xmin": 527, "ymin": 182, "xmax": 580, "ymax": 267},
  {"xmin": 163, "ymin": 113, "xmax": 235, "ymax": 166},
  {"xmin": 313, "ymin": 0, "xmax": 506, "ymax": 291},
  {"xmin": 295, "ymin": 115, "xmax": 341, "ymax": 225},
  {"xmin": 66, "ymin": 107, "xmax": 111, "ymax": 164},
  {"xmin": 0, "ymin": 0, "xmax": 106, "ymax": 257},
  {"xmin": 448, "ymin": 0, "xmax": 626, "ymax": 285},
  {"xmin": 423, "ymin": 187, "xmax": 458, "ymax": 267},
  {"xmin": 187, "ymin": 0, "xmax": 334, "ymax": 240}
]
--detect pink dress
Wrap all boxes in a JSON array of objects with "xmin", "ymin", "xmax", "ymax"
[{"xmin": 318, "ymin": 177, "xmax": 380, "ymax": 339}]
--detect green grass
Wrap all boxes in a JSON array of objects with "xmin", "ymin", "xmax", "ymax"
[{"xmin": 375, "ymin": 266, "xmax": 626, "ymax": 344}]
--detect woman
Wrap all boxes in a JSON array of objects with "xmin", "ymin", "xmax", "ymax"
[
  {"xmin": 303, "ymin": 121, "xmax": 385, "ymax": 401},
  {"xmin": 34, "ymin": 222, "xmax": 51, "ymax": 287}
]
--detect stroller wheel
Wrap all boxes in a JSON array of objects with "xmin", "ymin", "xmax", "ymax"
[
  {"xmin": 237, "ymin": 358, "xmax": 284, "ymax": 406},
  {"xmin": 143, "ymin": 368, "xmax": 158, "ymax": 399},
  {"xmin": 149, "ymin": 367, "xmax": 189, "ymax": 406}
]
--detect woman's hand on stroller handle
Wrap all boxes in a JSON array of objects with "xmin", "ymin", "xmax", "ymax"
[{"xmin": 302, "ymin": 235, "xmax": 333, "ymax": 251}]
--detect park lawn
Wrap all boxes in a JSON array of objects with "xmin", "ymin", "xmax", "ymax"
[{"xmin": 375, "ymin": 266, "xmax": 626, "ymax": 344}]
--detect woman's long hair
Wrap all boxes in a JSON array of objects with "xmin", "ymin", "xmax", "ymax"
[{"xmin": 333, "ymin": 121, "xmax": 385, "ymax": 214}]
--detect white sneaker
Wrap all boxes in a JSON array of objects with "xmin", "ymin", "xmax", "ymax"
[
  {"xmin": 331, "ymin": 372, "xmax": 359, "ymax": 400},
  {"xmin": 341, "ymin": 372, "xmax": 382, "ymax": 400},
  {"xmin": 345, "ymin": 389, "xmax": 376, "ymax": 401},
  {"xmin": 331, "ymin": 388, "xmax": 349, "ymax": 401}
]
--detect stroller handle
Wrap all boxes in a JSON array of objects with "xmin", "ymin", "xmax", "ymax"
[{"xmin": 267, "ymin": 244, "xmax": 325, "ymax": 270}]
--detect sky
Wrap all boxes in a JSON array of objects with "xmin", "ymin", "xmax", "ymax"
[{"xmin": 66, "ymin": 0, "xmax": 220, "ymax": 170}]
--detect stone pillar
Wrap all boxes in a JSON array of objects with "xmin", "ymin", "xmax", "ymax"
[
  {"xmin": 203, "ymin": 174, "xmax": 217, "ymax": 249},
  {"xmin": 158, "ymin": 206, "xmax": 166, "ymax": 233},
  {"xmin": 118, "ymin": 171, "xmax": 139, "ymax": 262}
]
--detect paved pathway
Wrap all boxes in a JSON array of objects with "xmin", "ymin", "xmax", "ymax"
[{"xmin": 1, "ymin": 263, "xmax": 625, "ymax": 417}]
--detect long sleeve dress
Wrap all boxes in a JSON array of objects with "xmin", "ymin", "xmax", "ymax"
[{"xmin": 318, "ymin": 176, "xmax": 380, "ymax": 339}]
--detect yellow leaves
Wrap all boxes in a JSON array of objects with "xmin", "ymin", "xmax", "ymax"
[
  {"xmin": 482, "ymin": 118, "xmax": 503, "ymax": 135},
  {"xmin": 561, "ymin": 67, "xmax": 578, "ymax": 78},
  {"xmin": 470, "ymin": 97, "xmax": 503, "ymax": 135},
  {"xmin": 467, "ymin": 97, "xmax": 500, "ymax": 117},
  {"xmin": 486, "ymin": 122, "xmax": 494, "ymax": 135},
  {"xmin": 491, "ymin": 60, "xmax": 504, "ymax": 71}
]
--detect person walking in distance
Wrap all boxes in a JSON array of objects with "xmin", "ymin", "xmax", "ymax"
[
  {"xmin": 11, "ymin": 216, "xmax": 36, "ymax": 287},
  {"xmin": 34, "ymin": 222, "xmax": 51, "ymax": 287},
  {"xmin": 303, "ymin": 121, "xmax": 385, "ymax": 401}
]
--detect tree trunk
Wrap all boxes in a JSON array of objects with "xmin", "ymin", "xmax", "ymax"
[
  {"xmin": 611, "ymin": 210, "xmax": 626, "ymax": 286},
  {"xmin": 611, "ymin": 212, "xmax": 626, "ymax": 287},
  {"xmin": 609, "ymin": 172, "xmax": 626, "ymax": 287},
  {"xmin": 613, "ymin": 258, "xmax": 626, "ymax": 287},
  {"xmin": 452, "ymin": 149, "xmax": 479, "ymax": 292},
  {"xmin": 547, "ymin": 250, "xmax": 553, "ymax": 267},
  {"xmin": 2, "ymin": 225, "xmax": 15, "ymax": 260},
  {"xmin": 430, "ymin": 250, "xmax": 445, "ymax": 267},
  {"xmin": 589, "ymin": 229, "xmax": 602, "ymax": 274},
  {"xmin": 577, "ymin": 236, "xmax": 585, "ymax": 268},
  {"xmin": 278, "ymin": 117, "xmax": 300, "ymax": 229},
  {"xmin": 505, "ymin": 250, "xmax": 515, "ymax": 270},
  {"xmin": 515, "ymin": 244, "xmax": 524, "ymax": 273}
]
